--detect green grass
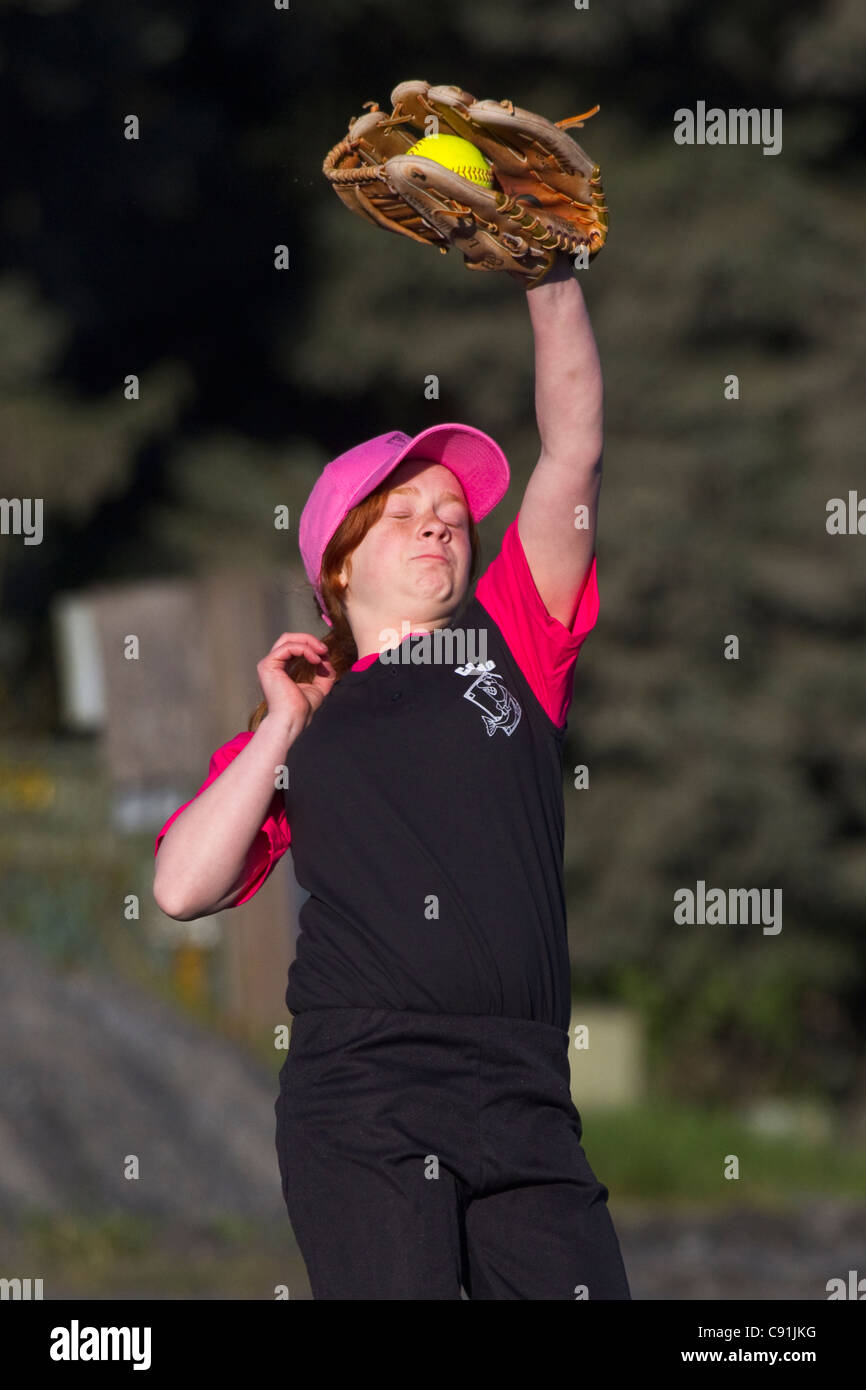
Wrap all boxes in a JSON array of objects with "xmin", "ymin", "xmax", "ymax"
[
  {"xmin": 578, "ymin": 1101, "xmax": 866, "ymax": 1207},
  {"xmin": 4, "ymin": 1103, "xmax": 864, "ymax": 1297},
  {"xmin": 6, "ymin": 1209, "xmax": 310, "ymax": 1299}
]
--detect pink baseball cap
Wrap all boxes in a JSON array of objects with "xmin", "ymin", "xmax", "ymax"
[{"xmin": 298, "ymin": 423, "xmax": 510, "ymax": 626}]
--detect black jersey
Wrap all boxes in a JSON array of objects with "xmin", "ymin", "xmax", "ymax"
[{"xmin": 155, "ymin": 511, "xmax": 599, "ymax": 1031}]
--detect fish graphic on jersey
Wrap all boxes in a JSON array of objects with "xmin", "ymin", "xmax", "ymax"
[{"xmin": 455, "ymin": 659, "xmax": 522, "ymax": 737}]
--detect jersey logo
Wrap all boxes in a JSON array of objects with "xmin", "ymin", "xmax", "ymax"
[{"xmin": 454, "ymin": 660, "xmax": 522, "ymax": 737}]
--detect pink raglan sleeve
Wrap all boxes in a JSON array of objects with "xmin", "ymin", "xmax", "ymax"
[
  {"xmin": 154, "ymin": 731, "xmax": 292, "ymax": 907},
  {"xmin": 474, "ymin": 510, "xmax": 599, "ymax": 730}
]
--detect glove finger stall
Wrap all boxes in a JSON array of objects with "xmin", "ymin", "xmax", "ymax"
[{"xmin": 385, "ymin": 155, "xmax": 557, "ymax": 282}]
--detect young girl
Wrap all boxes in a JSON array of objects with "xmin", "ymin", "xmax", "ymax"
[{"xmin": 153, "ymin": 257, "xmax": 631, "ymax": 1300}]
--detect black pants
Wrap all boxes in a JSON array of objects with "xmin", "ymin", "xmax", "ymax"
[{"xmin": 274, "ymin": 1007, "xmax": 631, "ymax": 1300}]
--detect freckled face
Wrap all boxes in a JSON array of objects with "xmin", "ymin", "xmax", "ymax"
[{"xmin": 339, "ymin": 458, "xmax": 472, "ymax": 621}]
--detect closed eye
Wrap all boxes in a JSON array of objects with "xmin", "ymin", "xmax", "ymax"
[{"xmin": 387, "ymin": 512, "xmax": 465, "ymax": 525}]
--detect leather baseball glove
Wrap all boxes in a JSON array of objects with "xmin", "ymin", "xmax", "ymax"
[{"xmin": 322, "ymin": 79, "xmax": 608, "ymax": 288}]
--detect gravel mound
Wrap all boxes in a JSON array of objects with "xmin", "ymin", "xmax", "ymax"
[{"xmin": 0, "ymin": 931, "xmax": 286, "ymax": 1227}]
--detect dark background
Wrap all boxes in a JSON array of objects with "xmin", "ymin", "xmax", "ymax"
[{"xmin": 1, "ymin": 0, "xmax": 864, "ymax": 1297}]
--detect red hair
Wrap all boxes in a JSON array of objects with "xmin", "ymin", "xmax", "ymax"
[{"xmin": 248, "ymin": 477, "xmax": 480, "ymax": 731}]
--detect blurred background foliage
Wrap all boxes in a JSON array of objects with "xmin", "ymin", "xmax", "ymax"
[{"xmin": 1, "ymin": 0, "xmax": 864, "ymax": 1115}]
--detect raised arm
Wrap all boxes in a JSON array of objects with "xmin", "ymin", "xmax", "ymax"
[{"xmin": 517, "ymin": 258, "xmax": 603, "ymax": 629}]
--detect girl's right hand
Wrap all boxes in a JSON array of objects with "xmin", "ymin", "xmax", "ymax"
[{"xmin": 256, "ymin": 632, "xmax": 337, "ymax": 729}]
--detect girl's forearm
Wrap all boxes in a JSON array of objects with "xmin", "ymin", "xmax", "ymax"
[
  {"xmin": 525, "ymin": 260, "xmax": 604, "ymax": 465},
  {"xmin": 153, "ymin": 711, "xmax": 303, "ymax": 919}
]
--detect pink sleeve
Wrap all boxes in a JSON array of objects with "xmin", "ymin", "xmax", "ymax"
[
  {"xmin": 154, "ymin": 731, "xmax": 291, "ymax": 907},
  {"xmin": 474, "ymin": 510, "xmax": 599, "ymax": 730}
]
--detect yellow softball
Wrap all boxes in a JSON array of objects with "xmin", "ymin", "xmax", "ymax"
[{"xmin": 404, "ymin": 133, "xmax": 494, "ymax": 187}]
